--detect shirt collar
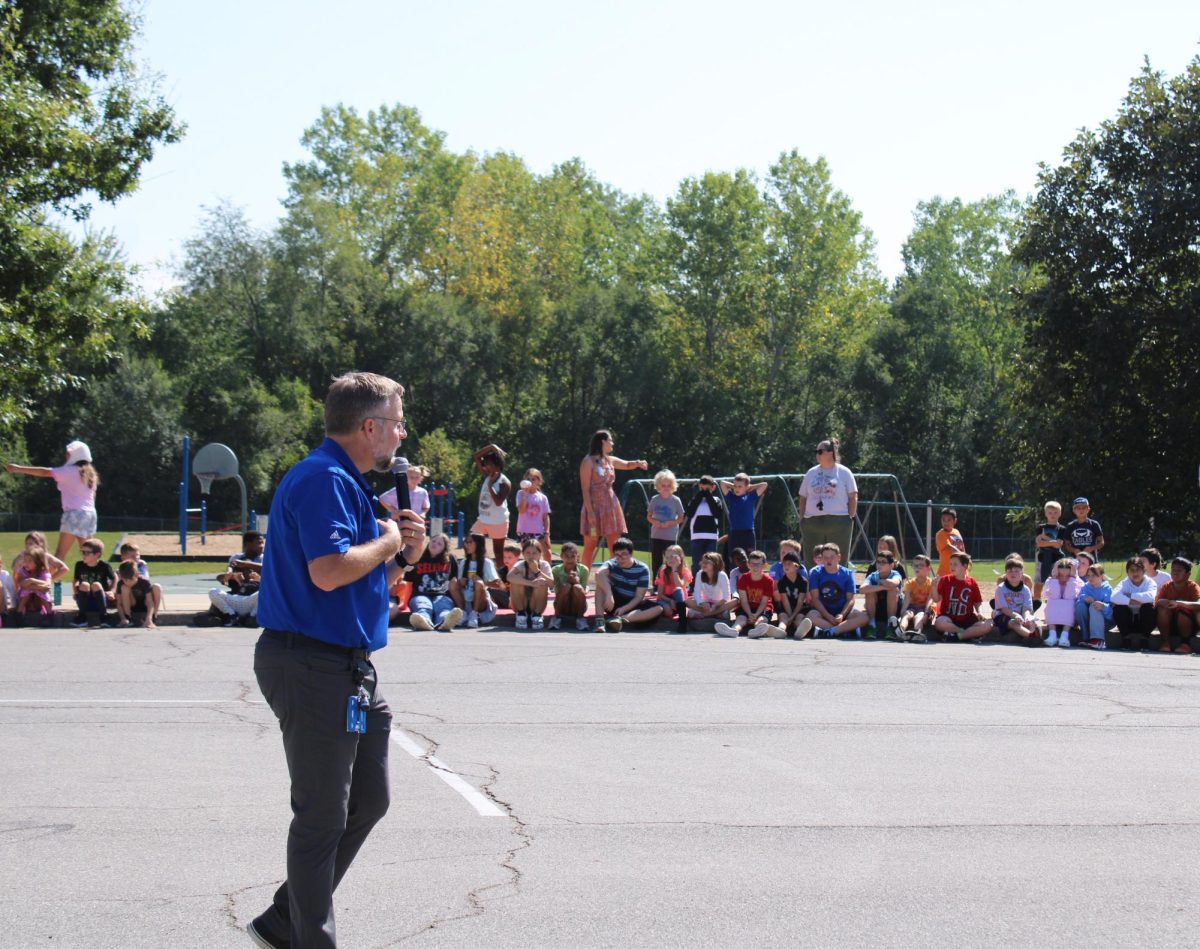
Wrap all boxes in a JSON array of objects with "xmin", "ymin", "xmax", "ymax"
[{"xmin": 315, "ymin": 437, "xmax": 377, "ymax": 503}]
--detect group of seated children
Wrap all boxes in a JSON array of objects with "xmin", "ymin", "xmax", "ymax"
[{"xmin": 0, "ymin": 532, "xmax": 162, "ymax": 628}]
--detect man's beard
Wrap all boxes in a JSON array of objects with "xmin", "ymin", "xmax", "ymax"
[{"xmin": 372, "ymin": 455, "xmax": 394, "ymax": 474}]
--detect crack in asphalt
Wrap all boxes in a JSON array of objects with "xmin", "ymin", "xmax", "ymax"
[
  {"xmin": 220, "ymin": 879, "xmax": 282, "ymax": 935},
  {"xmin": 382, "ymin": 737, "xmax": 531, "ymax": 946}
]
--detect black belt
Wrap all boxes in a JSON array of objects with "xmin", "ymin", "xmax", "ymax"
[{"xmin": 263, "ymin": 628, "xmax": 371, "ymax": 660}]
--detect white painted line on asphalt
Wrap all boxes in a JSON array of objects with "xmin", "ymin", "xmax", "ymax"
[
  {"xmin": 0, "ymin": 698, "xmax": 264, "ymax": 704},
  {"xmin": 391, "ymin": 729, "xmax": 506, "ymax": 818}
]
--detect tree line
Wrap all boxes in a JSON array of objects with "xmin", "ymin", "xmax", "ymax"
[{"xmin": 2, "ymin": 2, "xmax": 1197, "ymax": 554}]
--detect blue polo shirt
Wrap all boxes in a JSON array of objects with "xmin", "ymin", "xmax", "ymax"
[{"xmin": 258, "ymin": 438, "xmax": 390, "ymax": 651}]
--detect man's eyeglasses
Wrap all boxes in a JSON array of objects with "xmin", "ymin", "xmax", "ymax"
[{"xmin": 369, "ymin": 416, "xmax": 406, "ymax": 433}]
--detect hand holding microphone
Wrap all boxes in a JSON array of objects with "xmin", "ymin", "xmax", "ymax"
[{"xmin": 389, "ymin": 456, "xmax": 426, "ymax": 562}]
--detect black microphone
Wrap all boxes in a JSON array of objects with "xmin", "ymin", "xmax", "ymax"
[{"xmin": 389, "ymin": 456, "xmax": 411, "ymax": 512}]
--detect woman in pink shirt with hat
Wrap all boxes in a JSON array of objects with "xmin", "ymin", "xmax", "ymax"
[{"xmin": 5, "ymin": 440, "xmax": 100, "ymax": 560}]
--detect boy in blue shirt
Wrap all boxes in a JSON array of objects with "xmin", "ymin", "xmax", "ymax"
[
  {"xmin": 594, "ymin": 537, "xmax": 663, "ymax": 632},
  {"xmin": 806, "ymin": 543, "xmax": 868, "ymax": 638},
  {"xmin": 720, "ymin": 472, "xmax": 768, "ymax": 555},
  {"xmin": 859, "ymin": 551, "xmax": 902, "ymax": 640}
]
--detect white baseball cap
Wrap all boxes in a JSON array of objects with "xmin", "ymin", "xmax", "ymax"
[{"xmin": 65, "ymin": 440, "xmax": 92, "ymax": 464}]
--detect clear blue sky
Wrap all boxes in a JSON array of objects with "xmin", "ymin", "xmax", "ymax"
[{"xmin": 86, "ymin": 0, "xmax": 1200, "ymax": 291}]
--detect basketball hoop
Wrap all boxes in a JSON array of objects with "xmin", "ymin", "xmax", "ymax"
[{"xmin": 191, "ymin": 442, "xmax": 248, "ymax": 529}]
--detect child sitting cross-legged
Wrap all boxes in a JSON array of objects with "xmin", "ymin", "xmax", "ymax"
[
  {"xmin": 931, "ymin": 552, "xmax": 991, "ymax": 642},
  {"xmin": 594, "ymin": 537, "xmax": 662, "ymax": 633},
  {"xmin": 716, "ymin": 549, "xmax": 780, "ymax": 638},
  {"xmin": 806, "ymin": 543, "xmax": 868, "ymax": 639},
  {"xmin": 684, "ymin": 552, "xmax": 735, "ymax": 627},
  {"xmin": 992, "ymin": 554, "xmax": 1041, "ymax": 645}
]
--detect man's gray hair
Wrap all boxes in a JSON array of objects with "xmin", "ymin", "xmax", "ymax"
[{"xmin": 324, "ymin": 372, "xmax": 405, "ymax": 435}]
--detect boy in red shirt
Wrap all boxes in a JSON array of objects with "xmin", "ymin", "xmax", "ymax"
[
  {"xmin": 716, "ymin": 550, "xmax": 780, "ymax": 639},
  {"xmin": 1155, "ymin": 556, "xmax": 1200, "ymax": 654},
  {"xmin": 932, "ymin": 552, "xmax": 991, "ymax": 641}
]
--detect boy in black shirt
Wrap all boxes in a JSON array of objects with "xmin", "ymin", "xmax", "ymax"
[
  {"xmin": 72, "ymin": 538, "xmax": 115, "ymax": 628},
  {"xmin": 1064, "ymin": 497, "xmax": 1104, "ymax": 561},
  {"xmin": 774, "ymin": 552, "xmax": 814, "ymax": 639},
  {"xmin": 116, "ymin": 561, "xmax": 160, "ymax": 628}
]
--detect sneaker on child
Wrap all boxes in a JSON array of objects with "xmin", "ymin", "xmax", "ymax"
[{"xmin": 714, "ymin": 622, "xmax": 738, "ymax": 638}]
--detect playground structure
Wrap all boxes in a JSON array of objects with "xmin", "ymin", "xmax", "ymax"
[
  {"xmin": 620, "ymin": 472, "xmax": 926, "ymax": 565},
  {"xmin": 177, "ymin": 437, "xmax": 467, "ymax": 555}
]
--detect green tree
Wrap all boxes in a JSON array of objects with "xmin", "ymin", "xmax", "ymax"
[
  {"xmin": 1012, "ymin": 56, "xmax": 1200, "ymax": 551},
  {"xmin": 0, "ymin": 0, "xmax": 182, "ymax": 430},
  {"xmin": 852, "ymin": 193, "xmax": 1029, "ymax": 501}
]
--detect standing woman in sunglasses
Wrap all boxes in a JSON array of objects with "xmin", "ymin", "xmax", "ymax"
[{"xmin": 798, "ymin": 438, "xmax": 858, "ymax": 568}]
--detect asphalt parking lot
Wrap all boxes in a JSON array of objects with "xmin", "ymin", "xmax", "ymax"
[{"xmin": 1, "ymin": 625, "xmax": 1197, "ymax": 948}]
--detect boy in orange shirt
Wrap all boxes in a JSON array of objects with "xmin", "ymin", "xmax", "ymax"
[{"xmin": 935, "ymin": 508, "xmax": 966, "ymax": 577}]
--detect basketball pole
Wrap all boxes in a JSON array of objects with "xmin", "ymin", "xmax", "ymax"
[{"xmin": 179, "ymin": 435, "xmax": 190, "ymax": 556}]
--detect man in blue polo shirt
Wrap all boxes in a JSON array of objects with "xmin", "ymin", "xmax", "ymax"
[{"xmin": 249, "ymin": 372, "xmax": 427, "ymax": 949}]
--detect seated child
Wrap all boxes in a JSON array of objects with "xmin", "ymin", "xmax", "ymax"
[
  {"xmin": 551, "ymin": 541, "xmax": 590, "ymax": 631},
  {"xmin": 116, "ymin": 561, "xmax": 161, "ymax": 629},
  {"xmin": 770, "ymin": 539, "xmax": 804, "ymax": 582},
  {"xmin": 859, "ymin": 552, "xmax": 902, "ymax": 640},
  {"xmin": 899, "ymin": 554, "xmax": 934, "ymax": 643},
  {"xmin": 931, "ymin": 552, "xmax": 991, "ymax": 641},
  {"xmin": 118, "ymin": 542, "xmax": 164, "ymax": 611},
  {"xmin": 0, "ymin": 554, "xmax": 12, "ymax": 619},
  {"xmin": 408, "ymin": 533, "xmax": 463, "ymax": 632},
  {"xmin": 773, "ymin": 552, "xmax": 814, "ymax": 639},
  {"xmin": 594, "ymin": 537, "xmax": 662, "ymax": 632},
  {"xmin": 654, "ymin": 544, "xmax": 693, "ymax": 634},
  {"xmin": 726, "ymin": 547, "xmax": 749, "ymax": 593},
  {"xmin": 805, "ymin": 543, "xmax": 868, "ymax": 639},
  {"xmin": 875, "ymin": 535, "xmax": 907, "ymax": 581},
  {"xmin": 507, "ymin": 538, "xmax": 553, "ymax": 630},
  {"xmin": 1140, "ymin": 547, "xmax": 1170, "ymax": 591},
  {"xmin": 1155, "ymin": 557, "xmax": 1200, "ymax": 654},
  {"xmin": 1111, "ymin": 557, "xmax": 1157, "ymax": 650},
  {"xmin": 1075, "ymin": 564, "xmax": 1113, "ymax": 650},
  {"xmin": 15, "ymin": 547, "xmax": 54, "ymax": 621},
  {"xmin": 209, "ymin": 531, "xmax": 265, "ymax": 628},
  {"xmin": 716, "ymin": 549, "xmax": 779, "ymax": 638},
  {"xmin": 993, "ymin": 555, "xmax": 1040, "ymax": 644},
  {"xmin": 450, "ymin": 532, "xmax": 499, "ymax": 628},
  {"xmin": 1042, "ymin": 557, "xmax": 1084, "ymax": 647},
  {"xmin": 72, "ymin": 538, "xmax": 116, "ymax": 627},
  {"xmin": 490, "ymin": 539, "xmax": 523, "ymax": 610},
  {"xmin": 685, "ymin": 552, "xmax": 735, "ymax": 625}
]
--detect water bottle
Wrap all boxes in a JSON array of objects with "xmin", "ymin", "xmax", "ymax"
[{"xmin": 53, "ymin": 581, "xmax": 62, "ymax": 606}]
